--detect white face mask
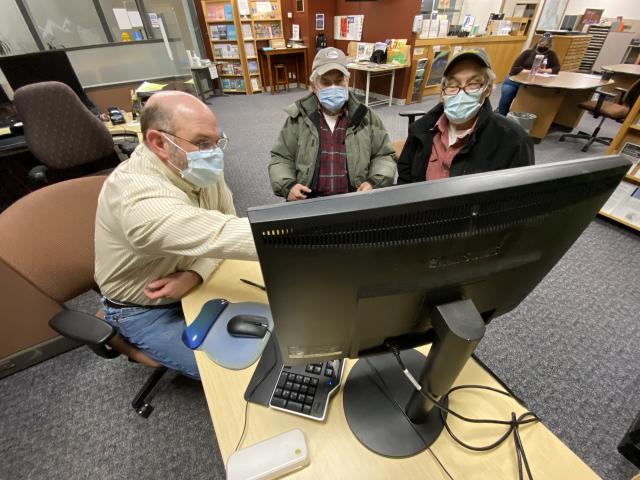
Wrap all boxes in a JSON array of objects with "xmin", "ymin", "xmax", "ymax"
[{"xmin": 163, "ymin": 134, "xmax": 224, "ymax": 188}]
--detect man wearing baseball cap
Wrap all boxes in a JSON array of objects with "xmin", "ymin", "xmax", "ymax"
[
  {"xmin": 270, "ymin": 47, "xmax": 396, "ymax": 201},
  {"xmin": 397, "ymin": 48, "xmax": 534, "ymax": 184}
]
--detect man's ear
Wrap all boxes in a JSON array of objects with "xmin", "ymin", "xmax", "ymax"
[{"xmin": 146, "ymin": 130, "xmax": 170, "ymax": 161}]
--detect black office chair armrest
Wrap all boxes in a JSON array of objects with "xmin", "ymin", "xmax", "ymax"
[
  {"xmin": 399, "ymin": 110, "xmax": 427, "ymax": 122},
  {"xmin": 49, "ymin": 309, "xmax": 120, "ymax": 359},
  {"xmin": 592, "ymin": 90, "xmax": 617, "ymax": 116},
  {"xmin": 28, "ymin": 165, "xmax": 49, "ymax": 185}
]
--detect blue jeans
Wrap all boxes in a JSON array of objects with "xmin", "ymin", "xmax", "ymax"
[
  {"xmin": 497, "ymin": 78, "xmax": 520, "ymax": 116},
  {"xmin": 101, "ymin": 299, "xmax": 200, "ymax": 380}
]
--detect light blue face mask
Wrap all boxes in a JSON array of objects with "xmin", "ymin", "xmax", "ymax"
[
  {"xmin": 318, "ymin": 86, "xmax": 348, "ymax": 113},
  {"xmin": 443, "ymin": 88, "xmax": 485, "ymax": 125},
  {"xmin": 163, "ymin": 134, "xmax": 224, "ymax": 188}
]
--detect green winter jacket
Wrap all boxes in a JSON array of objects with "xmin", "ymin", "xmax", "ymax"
[{"xmin": 269, "ymin": 92, "xmax": 397, "ymax": 198}]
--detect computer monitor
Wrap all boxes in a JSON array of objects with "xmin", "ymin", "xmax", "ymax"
[
  {"xmin": 248, "ymin": 155, "xmax": 629, "ymax": 457},
  {"xmin": 0, "ymin": 50, "xmax": 97, "ymax": 114}
]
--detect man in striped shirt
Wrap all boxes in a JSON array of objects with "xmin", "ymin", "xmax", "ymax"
[{"xmin": 94, "ymin": 91, "xmax": 257, "ymax": 379}]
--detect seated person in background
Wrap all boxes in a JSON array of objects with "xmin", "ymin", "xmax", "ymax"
[
  {"xmin": 95, "ymin": 91, "xmax": 257, "ymax": 380},
  {"xmin": 497, "ymin": 33, "xmax": 561, "ymax": 115},
  {"xmin": 270, "ymin": 47, "xmax": 396, "ymax": 201},
  {"xmin": 397, "ymin": 49, "xmax": 534, "ymax": 185}
]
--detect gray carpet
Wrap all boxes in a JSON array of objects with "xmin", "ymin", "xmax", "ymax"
[{"xmin": 1, "ymin": 86, "xmax": 639, "ymax": 480}]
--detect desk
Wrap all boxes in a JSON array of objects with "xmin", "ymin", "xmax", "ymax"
[
  {"xmin": 103, "ymin": 112, "xmax": 143, "ymax": 143},
  {"xmin": 509, "ymin": 71, "xmax": 613, "ymax": 140},
  {"xmin": 183, "ymin": 260, "xmax": 600, "ymax": 479},
  {"xmin": 601, "ymin": 64, "xmax": 640, "ymax": 93},
  {"xmin": 346, "ymin": 62, "xmax": 408, "ymax": 107},
  {"xmin": 259, "ymin": 47, "xmax": 309, "ymax": 95}
]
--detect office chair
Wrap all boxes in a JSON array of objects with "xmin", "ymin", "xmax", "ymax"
[
  {"xmin": 393, "ymin": 110, "xmax": 427, "ymax": 158},
  {"xmin": 559, "ymin": 78, "xmax": 640, "ymax": 152},
  {"xmin": 0, "ymin": 176, "xmax": 168, "ymax": 418},
  {"xmin": 12, "ymin": 81, "xmax": 136, "ymax": 185}
]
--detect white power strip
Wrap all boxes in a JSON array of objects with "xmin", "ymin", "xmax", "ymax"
[{"xmin": 227, "ymin": 429, "xmax": 310, "ymax": 480}]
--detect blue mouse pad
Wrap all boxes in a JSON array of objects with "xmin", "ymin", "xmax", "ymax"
[{"xmin": 199, "ymin": 302, "xmax": 274, "ymax": 370}]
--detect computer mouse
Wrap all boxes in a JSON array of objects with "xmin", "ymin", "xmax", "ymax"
[
  {"xmin": 227, "ymin": 315, "xmax": 268, "ymax": 339},
  {"xmin": 182, "ymin": 298, "xmax": 229, "ymax": 349}
]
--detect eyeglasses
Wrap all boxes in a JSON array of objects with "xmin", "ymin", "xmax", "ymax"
[
  {"xmin": 159, "ymin": 129, "xmax": 229, "ymax": 151},
  {"xmin": 442, "ymin": 82, "xmax": 485, "ymax": 96}
]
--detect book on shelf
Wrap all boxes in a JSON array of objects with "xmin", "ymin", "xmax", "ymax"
[
  {"xmin": 206, "ymin": 4, "xmax": 231, "ymax": 21},
  {"xmin": 247, "ymin": 59, "xmax": 258, "ymax": 73},
  {"xmin": 213, "ymin": 43, "xmax": 239, "ymax": 58},
  {"xmin": 222, "ymin": 78, "xmax": 246, "ymax": 90},
  {"xmin": 254, "ymin": 22, "xmax": 281, "ymax": 39},
  {"xmin": 251, "ymin": 77, "xmax": 261, "ymax": 91},
  {"xmin": 241, "ymin": 23, "xmax": 253, "ymax": 39},
  {"xmin": 220, "ymin": 61, "xmax": 243, "ymax": 75},
  {"xmin": 244, "ymin": 42, "xmax": 256, "ymax": 57},
  {"xmin": 210, "ymin": 24, "xmax": 236, "ymax": 40}
]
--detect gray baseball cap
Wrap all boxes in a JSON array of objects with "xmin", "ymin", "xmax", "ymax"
[
  {"xmin": 312, "ymin": 47, "xmax": 348, "ymax": 76},
  {"xmin": 443, "ymin": 48, "xmax": 492, "ymax": 76}
]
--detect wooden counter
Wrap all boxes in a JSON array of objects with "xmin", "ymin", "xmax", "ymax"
[{"xmin": 407, "ymin": 35, "xmax": 528, "ymax": 102}]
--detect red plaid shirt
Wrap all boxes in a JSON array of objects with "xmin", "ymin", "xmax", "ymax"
[{"xmin": 316, "ymin": 108, "xmax": 350, "ymax": 196}]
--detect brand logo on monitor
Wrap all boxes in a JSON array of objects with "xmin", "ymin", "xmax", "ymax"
[{"xmin": 427, "ymin": 244, "xmax": 502, "ymax": 269}]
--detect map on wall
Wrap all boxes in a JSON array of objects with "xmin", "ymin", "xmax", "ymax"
[{"xmin": 537, "ymin": 0, "xmax": 569, "ymax": 30}]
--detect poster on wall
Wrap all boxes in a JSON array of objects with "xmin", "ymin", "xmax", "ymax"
[
  {"xmin": 316, "ymin": 13, "xmax": 324, "ymax": 30},
  {"xmin": 334, "ymin": 15, "xmax": 364, "ymax": 41}
]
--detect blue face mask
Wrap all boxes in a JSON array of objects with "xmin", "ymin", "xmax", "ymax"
[
  {"xmin": 318, "ymin": 86, "xmax": 348, "ymax": 113},
  {"xmin": 443, "ymin": 88, "xmax": 485, "ymax": 125},
  {"xmin": 163, "ymin": 134, "xmax": 224, "ymax": 188}
]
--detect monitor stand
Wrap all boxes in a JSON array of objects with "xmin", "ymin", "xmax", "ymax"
[{"xmin": 343, "ymin": 299, "xmax": 486, "ymax": 457}]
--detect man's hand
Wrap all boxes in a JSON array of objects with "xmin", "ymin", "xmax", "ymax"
[
  {"xmin": 287, "ymin": 183, "xmax": 312, "ymax": 201},
  {"xmin": 143, "ymin": 271, "xmax": 202, "ymax": 300},
  {"xmin": 357, "ymin": 181, "xmax": 373, "ymax": 192}
]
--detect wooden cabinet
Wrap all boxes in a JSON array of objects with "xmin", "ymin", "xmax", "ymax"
[{"xmin": 532, "ymin": 33, "xmax": 591, "ymax": 72}]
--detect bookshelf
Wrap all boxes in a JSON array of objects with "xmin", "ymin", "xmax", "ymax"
[
  {"xmin": 202, "ymin": 0, "xmax": 265, "ymax": 94},
  {"xmin": 603, "ymin": 94, "xmax": 640, "ymax": 232},
  {"xmin": 247, "ymin": 0, "xmax": 284, "ymax": 91}
]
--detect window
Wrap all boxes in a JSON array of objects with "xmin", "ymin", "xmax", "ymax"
[
  {"xmin": 25, "ymin": 0, "xmax": 108, "ymax": 48},
  {"xmin": 0, "ymin": 1, "xmax": 39, "ymax": 55}
]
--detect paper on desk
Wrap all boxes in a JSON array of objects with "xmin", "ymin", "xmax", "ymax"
[
  {"xmin": 0, "ymin": 127, "xmax": 11, "ymax": 136},
  {"xmin": 136, "ymin": 81, "xmax": 167, "ymax": 93},
  {"xmin": 535, "ymin": 72, "xmax": 556, "ymax": 77}
]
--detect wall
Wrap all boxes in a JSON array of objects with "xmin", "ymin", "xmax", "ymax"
[
  {"xmin": 501, "ymin": 0, "xmax": 541, "ymax": 18},
  {"xmin": 564, "ymin": 0, "xmax": 640, "ymax": 18},
  {"xmin": 334, "ymin": 0, "xmax": 421, "ymax": 99}
]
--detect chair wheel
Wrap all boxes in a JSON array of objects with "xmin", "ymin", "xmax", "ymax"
[
  {"xmin": 581, "ymin": 146, "xmax": 589, "ymax": 153},
  {"xmin": 559, "ymin": 136, "xmax": 565, "ymax": 142},
  {"xmin": 137, "ymin": 403, "xmax": 154, "ymax": 418}
]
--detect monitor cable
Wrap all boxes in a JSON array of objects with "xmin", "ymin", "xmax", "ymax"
[
  {"xmin": 384, "ymin": 344, "xmax": 539, "ymax": 480},
  {"xmin": 233, "ymin": 327, "xmax": 277, "ymax": 453}
]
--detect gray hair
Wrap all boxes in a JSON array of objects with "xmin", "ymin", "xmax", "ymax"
[{"xmin": 140, "ymin": 101, "xmax": 173, "ymax": 140}]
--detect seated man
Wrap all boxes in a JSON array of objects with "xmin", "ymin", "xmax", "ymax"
[
  {"xmin": 270, "ymin": 47, "xmax": 396, "ymax": 201},
  {"xmin": 397, "ymin": 49, "xmax": 534, "ymax": 184},
  {"xmin": 95, "ymin": 91, "xmax": 257, "ymax": 380}
]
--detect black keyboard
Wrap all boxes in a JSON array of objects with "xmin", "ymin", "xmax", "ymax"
[{"xmin": 268, "ymin": 359, "xmax": 344, "ymax": 421}]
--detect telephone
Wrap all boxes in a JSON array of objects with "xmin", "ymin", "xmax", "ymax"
[{"xmin": 107, "ymin": 107, "xmax": 125, "ymax": 125}]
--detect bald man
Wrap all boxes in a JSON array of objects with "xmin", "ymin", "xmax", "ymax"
[{"xmin": 95, "ymin": 91, "xmax": 256, "ymax": 379}]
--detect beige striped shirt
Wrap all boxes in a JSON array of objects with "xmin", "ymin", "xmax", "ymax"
[{"xmin": 95, "ymin": 143, "xmax": 257, "ymax": 305}]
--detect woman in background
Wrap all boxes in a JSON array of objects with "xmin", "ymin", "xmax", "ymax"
[{"xmin": 497, "ymin": 33, "xmax": 561, "ymax": 115}]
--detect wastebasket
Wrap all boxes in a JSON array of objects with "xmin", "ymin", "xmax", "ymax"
[{"xmin": 507, "ymin": 112, "xmax": 537, "ymax": 134}]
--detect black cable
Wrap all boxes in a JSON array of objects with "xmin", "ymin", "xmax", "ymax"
[
  {"xmin": 386, "ymin": 345, "xmax": 539, "ymax": 480},
  {"xmin": 233, "ymin": 328, "xmax": 277, "ymax": 452}
]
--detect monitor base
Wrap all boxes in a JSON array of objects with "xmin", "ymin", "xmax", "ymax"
[{"xmin": 343, "ymin": 349, "xmax": 448, "ymax": 458}]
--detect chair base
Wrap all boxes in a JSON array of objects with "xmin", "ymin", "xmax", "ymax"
[
  {"xmin": 558, "ymin": 115, "xmax": 612, "ymax": 152},
  {"xmin": 131, "ymin": 365, "xmax": 168, "ymax": 418}
]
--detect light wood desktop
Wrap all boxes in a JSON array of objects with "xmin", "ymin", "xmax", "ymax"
[
  {"xmin": 509, "ymin": 71, "xmax": 612, "ymax": 140},
  {"xmin": 182, "ymin": 260, "xmax": 600, "ymax": 479},
  {"xmin": 103, "ymin": 112, "xmax": 143, "ymax": 143},
  {"xmin": 601, "ymin": 64, "xmax": 640, "ymax": 93}
]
